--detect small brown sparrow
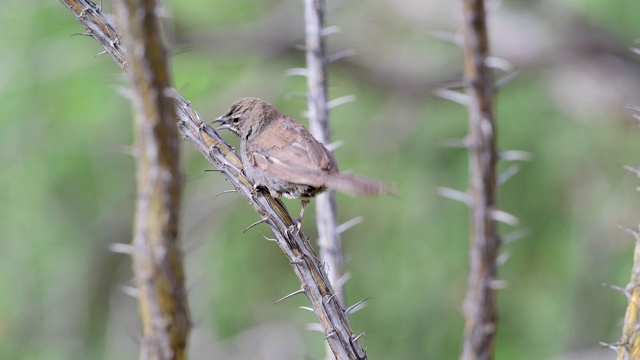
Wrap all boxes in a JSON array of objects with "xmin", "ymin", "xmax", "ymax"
[{"xmin": 214, "ymin": 97, "xmax": 396, "ymax": 228}]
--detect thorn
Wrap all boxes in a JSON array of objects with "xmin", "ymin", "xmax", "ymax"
[
  {"xmin": 434, "ymin": 88, "xmax": 469, "ymax": 106},
  {"xmin": 492, "ymin": 210, "xmax": 519, "ymax": 226},
  {"xmin": 489, "ymin": 279, "xmax": 508, "ymax": 290},
  {"xmin": 116, "ymin": 87, "xmax": 134, "ymax": 100},
  {"xmin": 259, "ymin": 231, "xmax": 276, "ymax": 242},
  {"xmin": 109, "ymin": 243, "xmax": 133, "ymax": 254},
  {"xmin": 438, "ymin": 138, "xmax": 470, "ymax": 149},
  {"xmin": 625, "ymin": 104, "xmax": 640, "ymax": 114},
  {"xmin": 616, "ymin": 224, "xmax": 639, "ymax": 238},
  {"xmin": 620, "ymin": 164, "xmax": 640, "ymax": 178},
  {"xmin": 187, "ymin": 276, "xmax": 205, "ymax": 294},
  {"xmin": 72, "ymin": 31, "xmax": 93, "ymax": 37},
  {"xmin": 498, "ymin": 164, "xmax": 521, "ymax": 185},
  {"xmin": 324, "ymin": 330, "xmax": 337, "ymax": 340},
  {"xmin": 631, "ymin": 108, "xmax": 640, "ymax": 121},
  {"xmin": 305, "ymin": 323, "xmax": 324, "ymax": 332},
  {"xmin": 602, "ymin": 283, "xmax": 630, "ymax": 298},
  {"xmin": 327, "ymin": 49, "xmax": 357, "ymax": 63},
  {"xmin": 353, "ymin": 331, "xmax": 366, "ymax": 342},
  {"xmin": 121, "ymin": 285, "xmax": 139, "ymax": 298},
  {"xmin": 323, "ymin": 293, "xmax": 339, "ymax": 303},
  {"xmin": 436, "ymin": 187, "xmax": 471, "ymax": 206},
  {"xmin": 95, "ymin": 50, "xmax": 107, "ymax": 57},
  {"xmin": 426, "ymin": 30, "xmax": 461, "ymax": 45},
  {"xmin": 299, "ymin": 306, "xmax": 315, "ymax": 312},
  {"xmin": 243, "ymin": 217, "xmax": 268, "ymax": 233},
  {"xmin": 212, "ymin": 189, "xmax": 238, "ymax": 202},
  {"xmin": 495, "ymin": 70, "xmax": 520, "ymax": 90},
  {"xmin": 328, "ymin": 95, "xmax": 356, "ymax": 109},
  {"xmin": 441, "ymin": 79, "xmax": 466, "ymax": 90},
  {"xmin": 283, "ymin": 92, "xmax": 307, "ymax": 101},
  {"xmin": 499, "ymin": 150, "xmax": 533, "ymax": 161},
  {"xmin": 337, "ymin": 217, "xmax": 363, "ymax": 234},
  {"xmin": 287, "ymin": 224, "xmax": 302, "ymax": 237},
  {"xmin": 319, "ymin": 261, "xmax": 329, "ymax": 271},
  {"xmin": 502, "ymin": 229, "xmax": 531, "ymax": 244},
  {"xmin": 599, "ymin": 341, "xmax": 620, "ymax": 352},
  {"xmin": 485, "ymin": 56, "xmax": 513, "ymax": 72},
  {"xmin": 325, "ymin": 140, "xmax": 343, "ymax": 152},
  {"xmin": 321, "ymin": 26, "xmax": 341, "ymax": 36},
  {"xmin": 336, "ymin": 272, "xmax": 351, "ymax": 288},
  {"xmin": 183, "ymin": 237, "xmax": 207, "ymax": 255},
  {"xmin": 275, "ymin": 289, "xmax": 306, "ymax": 304},
  {"xmin": 496, "ymin": 252, "xmax": 510, "ymax": 267},
  {"xmin": 346, "ymin": 297, "xmax": 370, "ymax": 315},
  {"xmin": 285, "ymin": 68, "xmax": 308, "ymax": 77},
  {"xmin": 78, "ymin": 7, "xmax": 90, "ymax": 19}
]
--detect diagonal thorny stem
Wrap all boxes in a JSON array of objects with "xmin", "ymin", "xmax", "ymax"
[
  {"xmin": 58, "ymin": 1, "xmax": 366, "ymax": 359},
  {"xmin": 460, "ymin": 0, "xmax": 500, "ymax": 359}
]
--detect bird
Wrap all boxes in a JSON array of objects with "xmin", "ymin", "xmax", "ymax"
[{"xmin": 213, "ymin": 97, "xmax": 396, "ymax": 230}]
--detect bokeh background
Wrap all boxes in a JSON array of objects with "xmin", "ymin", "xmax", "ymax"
[{"xmin": 2, "ymin": 0, "xmax": 640, "ymax": 359}]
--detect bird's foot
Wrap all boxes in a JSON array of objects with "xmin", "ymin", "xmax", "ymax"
[
  {"xmin": 249, "ymin": 183, "xmax": 264, "ymax": 196},
  {"xmin": 287, "ymin": 220, "xmax": 302, "ymax": 236}
]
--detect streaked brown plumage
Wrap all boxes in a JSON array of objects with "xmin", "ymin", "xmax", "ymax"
[{"xmin": 214, "ymin": 97, "xmax": 395, "ymax": 227}]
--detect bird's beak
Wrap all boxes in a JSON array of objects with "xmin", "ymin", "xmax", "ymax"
[{"xmin": 211, "ymin": 116, "xmax": 230, "ymax": 131}]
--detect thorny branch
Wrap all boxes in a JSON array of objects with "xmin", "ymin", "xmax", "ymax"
[
  {"xmin": 460, "ymin": 0, "xmax": 500, "ymax": 359},
  {"xmin": 303, "ymin": 1, "xmax": 349, "ymax": 358},
  {"xmin": 113, "ymin": 0, "xmax": 190, "ymax": 358},
  {"xmin": 612, "ymin": 151, "xmax": 640, "ymax": 356},
  {"xmin": 304, "ymin": 0, "xmax": 346, "ymax": 313},
  {"xmin": 58, "ymin": 1, "xmax": 366, "ymax": 359}
]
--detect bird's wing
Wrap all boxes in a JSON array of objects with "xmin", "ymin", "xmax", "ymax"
[{"xmin": 247, "ymin": 117, "xmax": 338, "ymax": 187}]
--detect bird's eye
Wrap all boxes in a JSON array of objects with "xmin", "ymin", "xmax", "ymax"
[{"xmin": 232, "ymin": 117, "xmax": 240, "ymax": 124}]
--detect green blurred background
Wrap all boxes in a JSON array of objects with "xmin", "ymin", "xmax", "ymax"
[{"xmin": 2, "ymin": 0, "xmax": 640, "ymax": 359}]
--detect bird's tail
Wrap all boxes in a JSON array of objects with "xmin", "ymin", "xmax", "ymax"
[{"xmin": 325, "ymin": 173, "xmax": 397, "ymax": 197}]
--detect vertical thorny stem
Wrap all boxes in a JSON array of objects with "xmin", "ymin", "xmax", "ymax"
[
  {"xmin": 304, "ymin": 0, "xmax": 346, "ymax": 316},
  {"xmin": 115, "ymin": 0, "xmax": 191, "ymax": 358},
  {"xmin": 614, "ymin": 153, "xmax": 640, "ymax": 356},
  {"xmin": 460, "ymin": 0, "xmax": 499, "ymax": 359},
  {"xmin": 615, "ymin": 230, "xmax": 640, "ymax": 359},
  {"xmin": 304, "ymin": 1, "xmax": 346, "ymax": 358}
]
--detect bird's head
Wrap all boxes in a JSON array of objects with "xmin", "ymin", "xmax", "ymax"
[{"xmin": 213, "ymin": 97, "xmax": 278, "ymax": 139}]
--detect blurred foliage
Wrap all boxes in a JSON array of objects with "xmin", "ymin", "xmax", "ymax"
[{"xmin": 2, "ymin": 0, "xmax": 640, "ymax": 359}]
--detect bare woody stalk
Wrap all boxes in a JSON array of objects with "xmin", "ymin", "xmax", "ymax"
[
  {"xmin": 112, "ymin": 0, "xmax": 191, "ymax": 358},
  {"xmin": 304, "ymin": 1, "xmax": 347, "ymax": 358},
  {"xmin": 460, "ymin": 0, "xmax": 500, "ymax": 359},
  {"xmin": 609, "ymin": 46, "xmax": 640, "ymax": 359},
  {"xmin": 613, "ymin": 225, "xmax": 640, "ymax": 359},
  {"xmin": 58, "ymin": 1, "xmax": 366, "ymax": 359},
  {"xmin": 304, "ymin": 0, "xmax": 345, "ymax": 308},
  {"xmin": 611, "ymin": 140, "xmax": 640, "ymax": 356}
]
